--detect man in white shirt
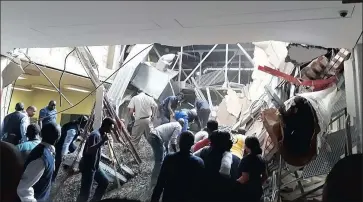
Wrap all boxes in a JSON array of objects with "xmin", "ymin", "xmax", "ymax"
[
  {"xmin": 128, "ymin": 90, "xmax": 158, "ymax": 147},
  {"xmin": 17, "ymin": 122, "xmax": 60, "ymax": 202},
  {"xmin": 148, "ymin": 119, "xmax": 184, "ymax": 190},
  {"xmin": 26, "ymin": 106, "xmax": 37, "ymax": 119}
]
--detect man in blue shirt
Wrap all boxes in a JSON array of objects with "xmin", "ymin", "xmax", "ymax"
[
  {"xmin": 174, "ymin": 110, "xmax": 189, "ymax": 132},
  {"xmin": 159, "ymin": 93, "xmax": 184, "ymax": 124},
  {"xmin": 39, "ymin": 100, "xmax": 57, "ymax": 129},
  {"xmin": 77, "ymin": 117, "xmax": 115, "ymax": 202},
  {"xmin": 16, "ymin": 124, "xmax": 41, "ymax": 161},
  {"xmin": 52, "ymin": 115, "xmax": 89, "ymax": 182},
  {"xmin": 181, "ymin": 108, "xmax": 201, "ymax": 130},
  {"xmin": 151, "ymin": 131, "xmax": 205, "ymax": 202},
  {"xmin": 195, "ymin": 99, "xmax": 211, "ymax": 129}
]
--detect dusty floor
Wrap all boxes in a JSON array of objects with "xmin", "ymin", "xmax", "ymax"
[{"xmin": 51, "ymin": 136, "xmax": 154, "ymax": 202}]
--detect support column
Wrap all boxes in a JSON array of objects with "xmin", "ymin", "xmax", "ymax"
[
  {"xmin": 198, "ymin": 51, "xmax": 203, "ymax": 85},
  {"xmin": 93, "ymin": 86, "xmax": 104, "ymax": 130},
  {"xmin": 237, "ymin": 43, "xmax": 255, "ymax": 66},
  {"xmin": 206, "ymin": 87, "xmax": 213, "ymax": 109},
  {"xmin": 178, "ymin": 46, "xmax": 183, "ymax": 87},
  {"xmin": 224, "ymin": 44, "xmax": 229, "ymax": 85},
  {"xmin": 106, "ymin": 45, "xmax": 116, "ymax": 70}
]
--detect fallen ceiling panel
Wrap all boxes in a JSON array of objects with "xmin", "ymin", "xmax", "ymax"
[
  {"xmin": 131, "ymin": 63, "xmax": 178, "ymax": 100},
  {"xmin": 107, "ymin": 44, "xmax": 153, "ymax": 108}
]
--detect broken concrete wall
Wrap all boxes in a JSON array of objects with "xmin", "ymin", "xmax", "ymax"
[
  {"xmin": 216, "ymin": 89, "xmax": 251, "ymax": 126},
  {"xmin": 248, "ymin": 41, "xmax": 294, "ymax": 101}
]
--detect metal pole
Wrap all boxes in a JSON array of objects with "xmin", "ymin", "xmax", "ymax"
[
  {"xmin": 171, "ymin": 54, "xmax": 179, "ymax": 71},
  {"xmin": 237, "ymin": 43, "xmax": 255, "ymax": 66},
  {"xmin": 238, "ymin": 54, "xmax": 241, "ymax": 84},
  {"xmin": 206, "ymin": 87, "xmax": 213, "ymax": 109},
  {"xmin": 178, "ymin": 46, "xmax": 183, "ymax": 87},
  {"xmin": 199, "ymin": 52, "xmax": 203, "ymax": 85},
  {"xmin": 345, "ymin": 114, "xmax": 352, "ymax": 156},
  {"xmin": 153, "ymin": 47, "xmax": 161, "ymax": 59},
  {"xmin": 22, "ymin": 54, "xmax": 73, "ymax": 106},
  {"xmin": 225, "ymin": 44, "xmax": 228, "ymax": 84},
  {"xmin": 184, "ymin": 44, "xmax": 218, "ymax": 81},
  {"xmin": 205, "ymin": 51, "xmax": 239, "ymax": 86}
]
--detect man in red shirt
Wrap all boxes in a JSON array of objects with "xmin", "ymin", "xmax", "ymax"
[{"xmin": 191, "ymin": 120, "xmax": 218, "ymax": 152}]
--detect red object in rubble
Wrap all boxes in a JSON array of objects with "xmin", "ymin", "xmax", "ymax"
[{"xmin": 258, "ymin": 65, "xmax": 336, "ymax": 91}]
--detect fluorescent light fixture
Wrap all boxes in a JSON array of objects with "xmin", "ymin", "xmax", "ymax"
[
  {"xmin": 13, "ymin": 86, "xmax": 33, "ymax": 92},
  {"xmin": 64, "ymin": 85, "xmax": 91, "ymax": 93},
  {"xmin": 32, "ymin": 84, "xmax": 57, "ymax": 92},
  {"xmin": 18, "ymin": 76, "xmax": 26, "ymax": 80}
]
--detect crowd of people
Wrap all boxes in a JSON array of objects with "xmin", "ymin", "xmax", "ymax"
[
  {"xmin": 127, "ymin": 91, "xmax": 268, "ymax": 202},
  {"xmin": 1, "ymin": 91, "xmax": 361, "ymax": 202}
]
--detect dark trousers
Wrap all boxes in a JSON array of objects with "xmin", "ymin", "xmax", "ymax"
[
  {"xmin": 76, "ymin": 168, "xmax": 109, "ymax": 202},
  {"xmin": 147, "ymin": 133, "xmax": 166, "ymax": 189},
  {"xmin": 52, "ymin": 142, "xmax": 77, "ymax": 182},
  {"xmin": 197, "ymin": 108, "xmax": 211, "ymax": 129}
]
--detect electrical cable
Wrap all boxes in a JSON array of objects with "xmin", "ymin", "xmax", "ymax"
[
  {"xmin": 59, "ymin": 48, "xmax": 76, "ymax": 107},
  {"xmin": 38, "ymin": 44, "xmax": 153, "ymax": 120},
  {"xmin": 353, "ymin": 31, "xmax": 362, "ymax": 50}
]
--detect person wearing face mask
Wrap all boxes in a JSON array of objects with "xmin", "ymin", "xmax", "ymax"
[{"xmin": 236, "ymin": 136, "xmax": 268, "ymax": 202}]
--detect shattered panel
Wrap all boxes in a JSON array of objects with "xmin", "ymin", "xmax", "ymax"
[
  {"xmin": 249, "ymin": 41, "xmax": 289, "ymax": 101},
  {"xmin": 131, "ymin": 63, "xmax": 178, "ymax": 100},
  {"xmin": 226, "ymin": 89, "xmax": 243, "ymax": 117},
  {"xmin": 107, "ymin": 44, "xmax": 153, "ymax": 108},
  {"xmin": 216, "ymin": 99, "xmax": 237, "ymax": 126}
]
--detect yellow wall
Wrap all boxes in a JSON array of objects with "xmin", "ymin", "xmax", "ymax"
[
  {"xmin": 8, "ymin": 90, "xmax": 33, "ymax": 114},
  {"xmin": 8, "ymin": 89, "xmax": 95, "ymax": 124}
]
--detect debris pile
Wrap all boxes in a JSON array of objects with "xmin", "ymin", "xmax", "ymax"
[{"xmin": 52, "ymin": 137, "xmax": 154, "ymax": 202}]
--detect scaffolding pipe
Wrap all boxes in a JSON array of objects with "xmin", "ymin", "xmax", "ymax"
[
  {"xmin": 171, "ymin": 54, "xmax": 179, "ymax": 71},
  {"xmin": 22, "ymin": 53, "xmax": 73, "ymax": 106},
  {"xmin": 206, "ymin": 87, "xmax": 213, "ymax": 109},
  {"xmin": 178, "ymin": 46, "xmax": 183, "ymax": 86},
  {"xmin": 184, "ymin": 44, "xmax": 218, "ymax": 81},
  {"xmin": 238, "ymin": 54, "xmax": 241, "ymax": 84},
  {"xmin": 199, "ymin": 51, "xmax": 203, "ymax": 84},
  {"xmin": 205, "ymin": 51, "xmax": 239, "ymax": 86},
  {"xmin": 237, "ymin": 43, "xmax": 255, "ymax": 66},
  {"xmin": 153, "ymin": 47, "xmax": 161, "ymax": 58},
  {"xmin": 225, "ymin": 44, "xmax": 229, "ymax": 84}
]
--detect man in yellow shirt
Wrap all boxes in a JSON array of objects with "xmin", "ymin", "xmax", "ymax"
[{"xmin": 230, "ymin": 129, "xmax": 246, "ymax": 160}]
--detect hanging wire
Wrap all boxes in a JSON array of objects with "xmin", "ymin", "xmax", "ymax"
[
  {"xmin": 59, "ymin": 48, "xmax": 76, "ymax": 107},
  {"xmin": 36, "ymin": 44, "xmax": 153, "ymax": 121}
]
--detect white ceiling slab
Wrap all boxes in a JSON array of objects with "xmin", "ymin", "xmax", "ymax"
[{"xmin": 1, "ymin": 1, "xmax": 362, "ymax": 54}]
